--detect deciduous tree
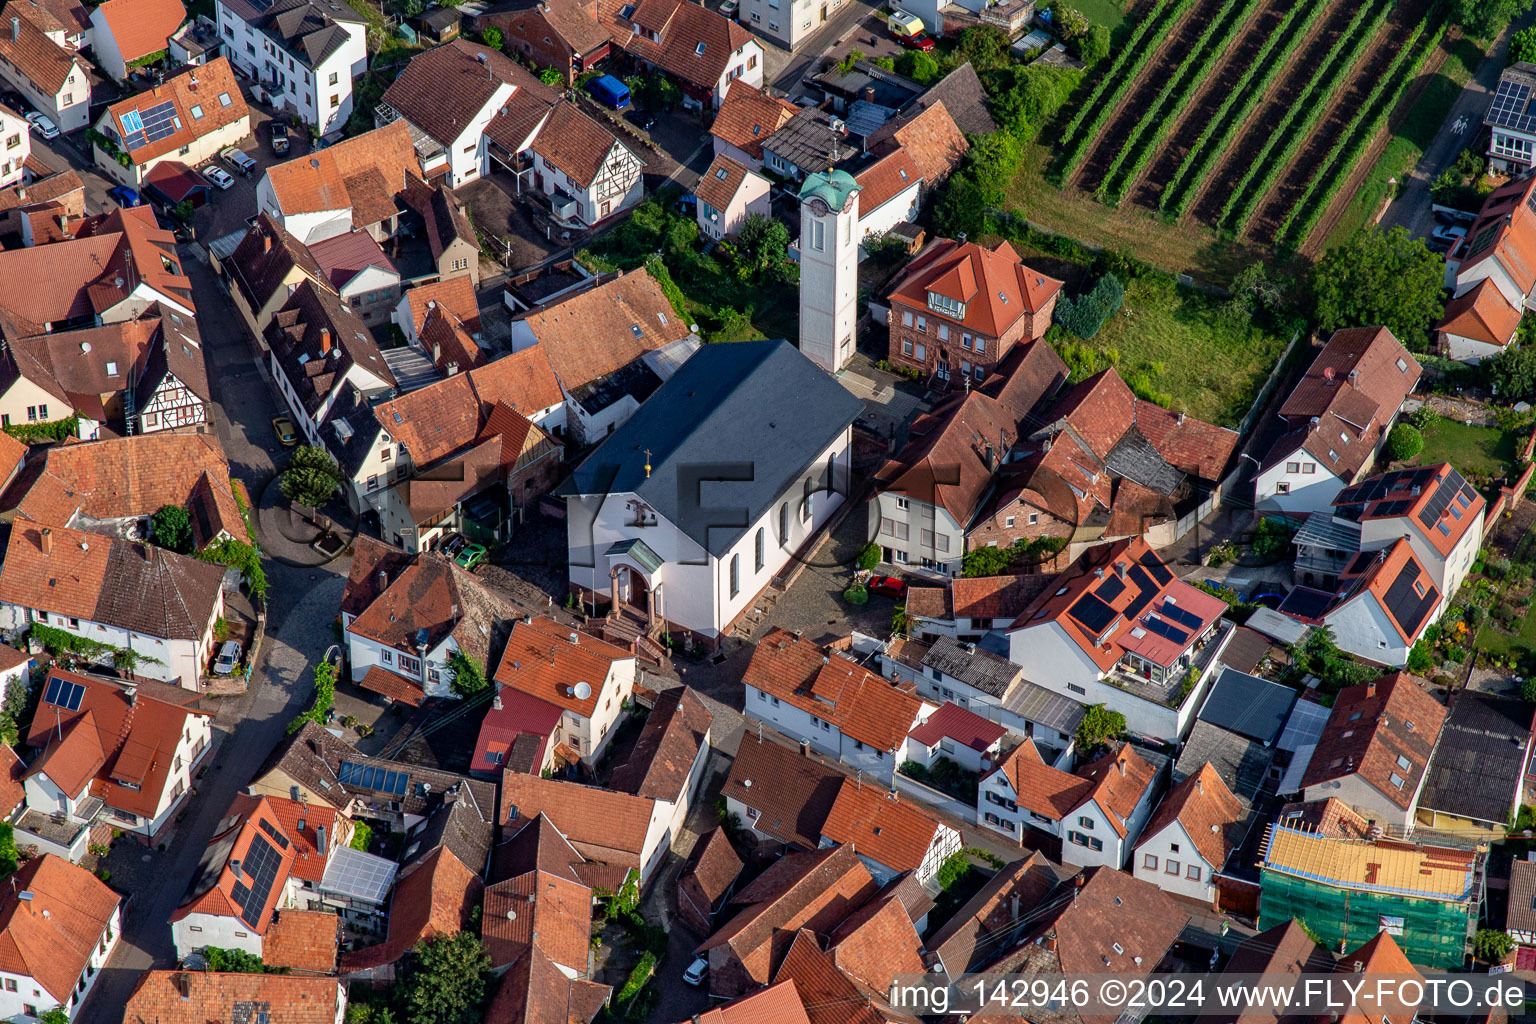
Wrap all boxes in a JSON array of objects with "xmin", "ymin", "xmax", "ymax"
[
  {"xmin": 1310, "ymin": 227, "xmax": 1445, "ymax": 351},
  {"xmin": 400, "ymin": 933, "xmax": 491, "ymax": 1024}
]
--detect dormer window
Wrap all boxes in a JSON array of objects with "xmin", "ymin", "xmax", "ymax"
[
  {"xmin": 620, "ymin": 2, "xmax": 636, "ymax": 14},
  {"xmin": 928, "ymin": 291, "xmax": 964, "ymax": 319}
]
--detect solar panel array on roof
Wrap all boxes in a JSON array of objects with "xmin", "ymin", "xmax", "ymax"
[
  {"xmin": 1198, "ymin": 667, "xmax": 1299, "ymax": 744},
  {"xmin": 1069, "ymin": 592, "xmax": 1117, "ymax": 634},
  {"xmin": 337, "ymin": 760, "xmax": 410, "ymax": 796},
  {"xmin": 1142, "ymin": 616, "xmax": 1189, "ymax": 644},
  {"xmin": 1346, "ymin": 551, "xmax": 1375, "ymax": 574},
  {"xmin": 1384, "ymin": 562, "xmax": 1439, "ymax": 638},
  {"xmin": 1336, "ymin": 466, "xmax": 1438, "ymax": 506},
  {"xmin": 1418, "ymin": 469, "xmax": 1467, "ymax": 529},
  {"xmin": 1161, "ymin": 601, "xmax": 1205, "ymax": 631},
  {"xmin": 232, "ymin": 833, "xmax": 282, "ymax": 928},
  {"xmin": 1279, "ymin": 587, "xmax": 1334, "ymax": 620},
  {"xmin": 42, "ymin": 676, "xmax": 84, "ymax": 712},
  {"xmin": 259, "ymin": 819, "xmax": 290, "ymax": 850},
  {"xmin": 1125, "ymin": 566, "xmax": 1158, "ymax": 619},
  {"xmin": 1375, "ymin": 499, "xmax": 1412, "ymax": 518},
  {"xmin": 1489, "ymin": 78, "xmax": 1536, "ymax": 132},
  {"xmin": 1096, "ymin": 575, "xmax": 1126, "ymax": 603},
  {"xmin": 1145, "ymin": 559, "xmax": 1173, "ymax": 585}
]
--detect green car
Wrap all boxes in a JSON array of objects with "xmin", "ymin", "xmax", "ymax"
[{"xmin": 454, "ymin": 542, "xmax": 487, "ymax": 571}]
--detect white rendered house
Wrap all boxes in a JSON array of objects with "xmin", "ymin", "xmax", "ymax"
[
  {"xmin": 215, "ymin": 0, "xmax": 366, "ymax": 132},
  {"xmin": 565, "ymin": 340, "xmax": 862, "ymax": 643},
  {"xmin": 1132, "ymin": 763, "xmax": 1244, "ymax": 905},
  {"xmin": 0, "ymin": 103, "xmax": 27, "ymax": 187}
]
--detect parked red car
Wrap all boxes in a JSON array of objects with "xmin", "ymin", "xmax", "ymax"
[
  {"xmin": 867, "ymin": 575, "xmax": 908, "ymax": 598},
  {"xmin": 897, "ymin": 31, "xmax": 936, "ymax": 51}
]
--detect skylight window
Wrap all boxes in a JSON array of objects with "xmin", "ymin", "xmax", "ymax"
[
  {"xmin": 1396, "ymin": 358, "xmax": 1408, "ymax": 372},
  {"xmin": 190, "ymin": 104, "xmax": 204, "ymax": 119},
  {"xmin": 106, "ymin": 361, "xmax": 118, "ymax": 375},
  {"xmin": 716, "ymin": 167, "xmax": 729, "ymax": 180},
  {"xmin": 619, "ymin": 3, "xmax": 636, "ymax": 16},
  {"xmin": 898, "ymin": 168, "xmax": 908, "ymax": 180},
  {"xmin": 1396, "ymin": 754, "xmax": 1411, "ymax": 770},
  {"xmin": 752, "ymin": 124, "xmax": 761, "ymax": 135},
  {"xmin": 696, "ymin": 41, "xmax": 706, "ymax": 54},
  {"xmin": 219, "ymin": 92, "xmax": 233, "ymax": 106},
  {"xmin": 630, "ymin": 324, "xmax": 643, "ymax": 338}
]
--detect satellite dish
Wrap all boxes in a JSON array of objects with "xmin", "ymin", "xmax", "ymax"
[
  {"xmin": 506, "ymin": 909, "xmax": 516, "ymax": 921},
  {"xmin": 80, "ymin": 341, "xmax": 91, "ymax": 353},
  {"xmin": 573, "ymin": 681, "xmax": 592, "ymax": 700}
]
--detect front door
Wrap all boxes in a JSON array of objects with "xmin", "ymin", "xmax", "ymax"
[{"xmin": 936, "ymin": 360, "xmax": 949, "ymax": 382}]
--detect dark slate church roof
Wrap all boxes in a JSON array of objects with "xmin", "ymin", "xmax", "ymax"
[
  {"xmin": 563, "ymin": 339, "xmax": 863, "ymax": 557},
  {"xmin": 1418, "ymin": 692, "xmax": 1533, "ymax": 824}
]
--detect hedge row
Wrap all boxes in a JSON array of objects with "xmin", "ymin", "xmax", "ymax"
[
  {"xmin": 1057, "ymin": 0, "xmax": 1177, "ymax": 150},
  {"xmin": 1098, "ymin": 0, "xmax": 1263, "ymax": 206},
  {"xmin": 1274, "ymin": 11, "xmax": 1446, "ymax": 249},
  {"xmin": 1159, "ymin": 0, "xmax": 1326, "ymax": 217},
  {"xmin": 1219, "ymin": 0, "xmax": 1392, "ymax": 231},
  {"xmin": 1056, "ymin": 0, "xmax": 1198, "ymax": 181}
]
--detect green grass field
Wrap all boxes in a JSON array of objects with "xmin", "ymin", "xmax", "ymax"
[
  {"xmin": 1077, "ymin": 275, "xmax": 1289, "ymax": 426},
  {"xmin": 1074, "ymin": 0, "xmax": 1130, "ymax": 31},
  {"xmin": 1405, "ymin": 415, "xmax": 1521, "ymax": 479}
]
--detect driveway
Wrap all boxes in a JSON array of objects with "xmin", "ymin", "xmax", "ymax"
[{"xmin": 1380, "ymin": 9, "xmax": 1534, "ymax": 240}]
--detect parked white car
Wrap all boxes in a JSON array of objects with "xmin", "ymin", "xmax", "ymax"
[
  {"xmin": 24, "ymin": 112, "xmax": 58, "ymax": 139},
  {"xmin": 203, "ymin": 165, "xmax": 236, "ymax": 190}
]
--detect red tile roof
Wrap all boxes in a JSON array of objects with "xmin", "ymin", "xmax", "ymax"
[
  {"xmin": 689, "ymin": 979, "xmax": 812, "ymax": 1024},
  {"xmin": 745, "ymin": 628, "xmax": 924, "ymax": 754},
  {"xmin": 124, "ymin": 973, "xmax": 343, "ymax": 1024},
  {"xmin": 0, "ymin": 14, "xmax": 85, "ymax": 94},
  {"xmin": 346, "ymin": 548, "xmax": 513, "ymax": 671},
  {"xmin": 1136, "ymin": 762, "xmax": 1243, "ymax": 868},
  {"xmin": 494, "ymin": 616, "xmax": 632, "ymax": 719},
  {"xmin": 610, "ymin": 685, "xmax": 711, "ymax": 801},
  {"xmin": 473, "ymin": 688, "xmax": 561, "ymax": 776},
  {"xmin": 677, "ymin": 826, "xmax": 741, "ymax": 921},
  {"xmin": 926, "ymin": 850, "xmax": 1058, "ymax": 976},
  {"xmin": 887, "ymin": 238, "xmax": 1063, "ymax": 338},
  {"xmin": 265, "ymin": 121, "xmax": 419, "ymax": 220},
  {"xmin": 907, "ymin": 701, "xmax": 1004, "ymax": 753},
  {"xmin": 93, "ymin": 0, "xmax": 185, "ymax": 62},
  {"xmin": 484, "ymin": 945, "xmax": 612, "ymax": 1024},
  {"xmin": 884, "ymin": 99, "xmax": 968, "ymax": 189},
  {"xmin": 513, "ymin": 268, "xmax": 691, "ymax": 389},
  {"xmin": 1299, "ymin": 672, "xmax": 1445, "ymax": 809},
  {"xmin": 0, "ymin": 745, "xmax": 24, "ymax": 817},
  {"xmin": 1008, "ymin": 537, "xmax": 1222, "ymax": 671},
  {"xmin": 721, "ymin": 736, "xmax": 844, "ymax": 850},
  {"xmin": 710, "ymin": 83, "xmax": 796, "ymax": 161},
  {"xmin": 1328, "ymin": 538, "xmax": 1441, "ymax": 643},
  {"xmin": 339, "ymin": 846, "xmax": 483, "ymax": 972},
  {"xmin": 533, "ymin": 101, "xmax": 629, "ymax": 188},
  {"xmin": 0, "ymin": 854, "xmax": 118, "ymax": 1005},
  {"xmin": 1453, "ymin": 172, "xmax": 1536, "ymax": 298},
  {"xmin": 25, "ymin": 667, "xmax": 212, "ymax": 817},
  {"xmin": 1438, "ymin": 278, "xmax": 1521, "ymax": 347},
  {"xmin": 695, "ymin": 152, "xmax": 761, "ymax": 214},
  {"xmin": 261, "ymin": 910, "xmax": 341, "ymax": 974},
  {"xmin": 771, "ymin": 928, "xmax": 916, "ymax": 1024},
  {"xmin": 103, "ymin": 58, "xmax": 247, "ymax": 164},
  {"xmin": 308, "ymin": 229, "xmax": 397, "ymax": 291},
  {"xmin": 853, "ymin": 147, "xmax": 920, "ymax": 214},
  {"xmin": 1335, "ymin": 462, "xmax": 1485, "ymax": 559},
  {"xmin": 483, "ymin": 866, "xmax": 592, "ymax": 972},
  {"xmin": 500, "ymin": 773, "xmax": 655, "ymax": 869},
  {"xmin": 820, "ymin": 780, "xmax": 948, "ymax": 873},
  {"xmin": 603, "ymin": 0, "xmax": 754, "ymax": 91},
  {"xmin": 171, "ymin": 794, "xmax": 298, "ymax": 935},
  {"xmin": 827, "ymin": 890, "xmax": 926, "ymax": 992},
  {"xmin": 358, "ymin": 665, "xmax": 426, "ymax": 706},
  {"xmin": 383, "ymin": 39, "xmax": 557, "ymax": 149},
  {"xmin": 401, "ymin": 275, "xmax": 481, "ymax": 337}
]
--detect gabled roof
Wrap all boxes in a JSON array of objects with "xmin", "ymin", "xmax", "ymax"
[
  {"xmin": 375, "ymin": 345, "xmax": 563, "ymax": 465},
  {"xmin": 511, "ymin": 268, "xmax": 692, "ymax": 390},
  {"xmin": 1298, "ymin": 672, "xmax": 1446, "ymax": 809},
  {"xmin": 1330, "ymin": 932, "xmax": 1421, "ymax": 1024},
  {"xmin": 603, "ymin": 0, "xmax": 754, "ymax": 90},
  {"xmin": 0, "ymin": 855, "xmax": 118, "ymax": 1005},
  {"xmin": 480, "ymin": 0, "xmax": 612, "ymax": 55},
  {"xmin": 887, "ymin": 237, "xmax": 1063, "ymax": 337},
  {"xmin": 907, "ymin": 701, "xmax": 1006, "ymax": 753},
  {"xmin": 695, "ymin": 151, "xmax": 768, "ymax": 214},
  {"xmin": 854, "ymin": 146, "xmax": 921, "ymax": 216},
  {"xmin": 5, "ymin": 433, "xmax": 242, "ymax": 549},
  {"xmin": 226, "ymin": 212, "xmax": 326, "ymax": 313},
  {"xmin": 1007, "ymin": 537, "xmax": 1225, "ymax": 671},
  {"xmin": 820, "ymin": 779, "xmax": 948, "ymax": 873},
  {"xmin": 827, "ymin": 891, "xmax": 926, "ymax": 994},
  {"xmin": 1508, "ymin": 857, "xmax": 1536, "ymax": 935},
  {"xmin": 493, "ymin": 616, "xmax": 632, "ymax": 719},
  {"xmin": 694, "ymin": 979, "xmax": 812, "ymax": 1024},
  {"xmin": 10, "ymin": 0, "xmax": 92, "ymax": 40},
  {"xmin": 484, "ymin": 944, "xmax": 612, "ymax": 1024},
  {"xmin": 1136, "ymin": 762, "xmax": 1244, "ymax": 868},
  {"xmin": 346, "ymin": 547, "xmax": 514, "ymax": 669},
  {"xmin": 875, "ymin": 99, "xmax": 967, "ymax": 189},
  {"xmin": 988, "ymin": 740, "xmax": 1156, "ymax": 836},
  {"xmin": 500, "ymin": 773, "xmax": 655, "ymax": 870},
  {"xmin": 171, "ymin": 793, "xmax": 299, "ymax": 934},
  {"xmin": 773, "ymin": 927, "xmax": 919, "ymax": 1024},
  {"xmin": 267, "ymin": 279, "xmax": 397, "ymax": 416},
  {"xmin": 1417, "ymin": 691, "xmax": 1533, "ymax": 824},
  {"xmin": 0, "ymin": 12, "xmax": 85, "ymax": 94},
  {"xmin": 102, "ymin": 57, "xmax": 246, "ymax": 165},
  {"xmin": 0, "ymin": 522, "xmax": 226, "ymax": 645},
  {"xmin": 92, "ymin": 0, "xmax": 186, "ymax": 62},
  {"xmin": 1453, "ymin": 171, "xmax": 1536, "ymax": 297},
  {"xmin": 744, "ymin": 628, "xmax": 924, "ymax": 753},
  {"xmin": 264, "ymin": 120, "xmax": 419, "ymax": 219},
  {"xmin": 383, "ymin": 38, "xmax": 557, "ymax": 148},
  {"xmin": 710, "ymin": 82, "xmax": 797, "ymax": 161},
  {"xmin": 1221, "ymin": 921, "xmax": 1333, "ymax": 1024},
  {"xmin": 877, "ymin": 339, "xmax": 1068, "ymax": 523},
  {"xmin": 25, "ymin": 668, "xmax": 209, "ymax": 818},
  {"xmin": 565, "ymin": 340, "xmax": 863, "ymax": 556},
  {"xmin": 927, "ymin": 850, "xmax": 1058, "ymax": 976},
  {"xmin": 721, "ymin": 736, "xmax": 844, "ymax": 849},
  {"xmin": 678, "ymin": 825, "xmax": 741, "ymax": 918},
  {"xmin": 904, "ymin": 62, "xmax": 996, "ymax": 135},
  {"xmin": 308, "ymin": 229, "xmax": 397, "ymax": 292},
  {"xmin": 609, "ymin": 685, "xmax": 711, "ymax": 801},
  {"xmin": 1333, "ymin": 462, "xmax": 1485, "ymax": 559},
  {"xmin": 399, "ymin": 176, "xmax": 479, "ymax": 264},
  {"xmin": 1325, "ymin": 538, "xmax": 1442, "ymax": 643},
  {"xmin": 399, "ymin": 275, "xmax": 480, "ymax": 338},
  {"xmin": 1438, "ymin": 277, "xmax": 1521, "ymax": 347},
  {"xmin": 483, "ymin": 817, "xmax": 593, "ymax": 972},
  {"xmin": 124, "ymin": 972, "xmax": 342, "ymax": 1024},
  {"xmin": 531, "ymin": 100, "xmax": 629, "ymax": 188}
]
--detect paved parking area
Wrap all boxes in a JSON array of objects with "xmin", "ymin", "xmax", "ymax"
[{"xmin": 193, "ymin": 97, "xmax": 319, "ymax": 241}]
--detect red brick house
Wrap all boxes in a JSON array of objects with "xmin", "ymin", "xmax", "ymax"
[
  {"xmin": 476, "ymin": 0, "xmax": 612, "ymax": 85},
  {"xmin": 886, "ymin": 238, "xmax": 1063, "ymax": 386}
]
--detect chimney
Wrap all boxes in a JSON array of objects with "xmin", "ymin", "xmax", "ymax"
[
  {"xmin": 376, "ymin": 569, "xmax": 388, "ymax": 591},
  {"xmin": 863, "ymin": 85, "xmax": 875, "ymax": 103},
  {"xmin": 1044, "ymin": 933, "xmax": 1058, "ymax": 952},
  {"xmin": 1176, "ymin": 410, "xmax": 1186, "ymax": 425},
  {"xmin": 262, "ymin": 233, "xmax": 272, "ymax": 253},
  {"xmin": 40, "ymin": 528, "xmax": 51, "ymax": 555},
  {"xmin": 1366, "ymin": 679, "xmax": 1376, "ymax": 698},
  {"xmin": 230, "ymin": 859, "xmax": 242, "ymax": 879},
  {"xmin": 1116, "ymin": 561, "xmax": 1127, "ymax": 578},
  {"xmin": 799, "ymin": 738, "xmax": 810, "ymax": 757},
  {"xmin": 290, "ymin": 785, "xmax": 301, "ymax": 801},
  {"xmin": 9, "ymin": 18, "xmax": 17, "ymax": 41},
  {"xmin": 1349, "ymin": 368, "xmax": 1359, "ymax": 388},
  {"xmin": 14, "ymin": 186, "xmax": 23, "ymax": 202},
  {"xmin": 1195, "ymin": 775, "xmax": 1202, "ymax": 795},
  {"xmin": 318, "ymin": 328, "xmax": 332, "ymax": 354},
  {"xmin": 125, "ymin": 685, "xmax": 137, "ymax": 706},
  {"xmin": 432, "ymin": 341, "xmax": 441, "ymax": 363},
  {"xmin": 174, "ymin": 973, "xmax": 191, "ymax": 1000},
  {"xmin": 316, "ymin": 825, "xmax": 327, "ymax": 855},
  {"xmin": 1118, "ymin": 755, "xmax": 1127, "ymax": 776}
]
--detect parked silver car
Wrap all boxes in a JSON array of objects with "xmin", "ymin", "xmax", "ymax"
[{"xmin": 213, "ymin": 640, "xmax": 242, "ymax": 675}]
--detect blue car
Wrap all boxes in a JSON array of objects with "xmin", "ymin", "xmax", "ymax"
[{"xmin": 107, "ymin": 185, "xmax": 142, "ymax": 208}]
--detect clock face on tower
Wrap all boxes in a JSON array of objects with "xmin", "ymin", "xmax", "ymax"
[{"xmin": 806, "ymin": 198, "xmax": 831, "ymax": 217}]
